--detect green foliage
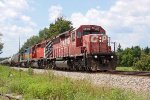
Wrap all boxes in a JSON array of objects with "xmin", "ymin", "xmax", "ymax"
[
  {"xmin": 0, "ymin": 33, "xmax": 3, "ymax": 54},
  {"xmin": 117, "ymin": 45, "xmax": 150, "ymax": 71},
  {"xmin": 20, "ymin": 17, "xmax": 73, "ymax": 51},
  {"xmin": 133, "ymin": 53, "xmax": 150, "ymax": 71},
  {"xmin": 120, "ymin": 48, "xmax": 134, "ymax": 67},
  {"xmin": 144, "ymin": 46, "xmax": 150, "ymax": 54},
  {"xmin": 116, "ymin": 67, "xmax": 136, "ymax": 71},
  {"xmin": 117, "ymin": 43, "xmax": 123, "ymax": 52},
  {"xmin": 20, "ymin": 35, "xmax": 40, "ymax": 52},
  {"xmin": 49, "ymin": 17, "xmax": 73, "ymax": 37},
  {"xmin": 27, "ymin": 67, "xmax": 34, "ymax": 75},
  {"xmin": 39, "ymin": 28, "xmax": 50, "ymax": 40},
  {"xmin": 117, "ymin": 45, "xmax": 142, "ymax": 67},
  {"xmin": 0, "ymin": 65, "xmax": 146, "ymax": 100}
]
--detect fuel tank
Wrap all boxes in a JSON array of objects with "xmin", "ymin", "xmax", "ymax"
[{"xmin": 55, "ymin": 61, "xmax": 69, "ymax": 68}]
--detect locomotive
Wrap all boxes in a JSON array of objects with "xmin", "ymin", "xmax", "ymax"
[{"xmin": 6, "ymin": 25, "xmax": 117, "ymax": 71}]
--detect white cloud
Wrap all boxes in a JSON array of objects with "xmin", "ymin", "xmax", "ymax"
[
  {"xmin": 70, "ymin": 0, "xmax": 150, "ymax": 48},
  {"xmin": 0, "ymin": 0, "xmax": 29, "ymax": 21},
  {"xmin": 0, "ymin": 0, "xmax": 37, "ymax": 57},
  {"xmin": 20, "ymin": 15, "xmax": 31, "ymax": 22},
  {"xmin": 48, "ymin": 5, "xmax": 62, "ymax": 22}
]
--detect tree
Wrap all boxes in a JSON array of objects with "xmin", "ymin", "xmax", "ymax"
[
  {"xmin": 133, "ymin": 53, "xmax": 150, "ymax": 71},
  {"xmin": 48, "ymin": 17, "xmax": 73, "ymax": 38},
  {"xmin": 117, "ymin": 43, "xmax": 123, "ymax": 66},
  {"xmin": 120, "ymin": 48, "xmax": 134, "ymax": 67},
  {"xmin": 20, "ymin": 35, "xmax": 40, "ymax": 52},
  {"xmin": 20, "ymin": 17, "xmax": 73, "ymax": 51},
  {"xmin": 131, "ymin": 46, "xmax": 141, "ymax": 58},
  {"xmin": 39, "ymin": 28, "xmax": 50, "ymax": 40},
  {"xmin": 38, "ymin": 17, "xmax": 73, "ymax": 40},
  {"xmin": 0, "ymin": 33, "xmax": 3, "ymax": 54},
  {"xmin": 117, "ymin": 43, "xmax": 123, "ymax": 52},
  {"xmin": 144, "ymin": 46, "xmax": 150, "ymax": 54}
]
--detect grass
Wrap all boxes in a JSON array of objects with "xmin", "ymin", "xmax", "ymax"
[
  {"xmin": 0, "ymin": 65, "xmax": 148, "ymax": 100},
  {"xmin": 116, "ymin": 66, "xmax": 138, "ymax": 71}
]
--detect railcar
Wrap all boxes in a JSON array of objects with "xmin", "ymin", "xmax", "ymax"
[
  {"xmin": 30, "ymin": 41, "xmax": 47, "ymax": 68},
  {"xmin": 10, "ymin": 53, "xmax": 20, "ymax": 66},
  {"xmin": 20, "ymin": 48, "xmax": 30, "ymax": 67}
]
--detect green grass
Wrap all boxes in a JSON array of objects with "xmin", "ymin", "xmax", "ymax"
[
  {"xmin": 0, "ymin": 65, "xmax": 148, "ymax": 100},
  {"xmin": 116, "ymin": 67, "xmax": 138, "ymax": 71}
]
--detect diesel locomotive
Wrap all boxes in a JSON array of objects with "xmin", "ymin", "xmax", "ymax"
[{"xmin": 4, "ymin": 25, "xmax": 117, "ymax": 71}]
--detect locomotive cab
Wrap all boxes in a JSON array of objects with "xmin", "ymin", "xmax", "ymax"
[
  {"xmin": 82, "ymin": 26, "xmax": 111, "ymax": 54},
  {"xmin": 73, "ymin": 25, "xmax": 117, "ymax": 71}
]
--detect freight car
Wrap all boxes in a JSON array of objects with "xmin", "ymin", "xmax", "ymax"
[{"xmin": 8, "ymin": 25, "xmax": 117, "ymax": 71}]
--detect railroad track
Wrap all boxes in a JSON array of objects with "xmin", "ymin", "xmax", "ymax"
[
  {"xmin": 49, "ymin": 67, "xmax": 150, "ymax": 77},
  {"xmin": 12, "ymin": 66, "xmax": 150, "ymax": 77},
  {"xmin": 105, "ymin": 70, "xmax": 150, "ymax": 77},
  {"xmin": 11, "ymin": 67, "xmax": 150, "ymax": 77}
]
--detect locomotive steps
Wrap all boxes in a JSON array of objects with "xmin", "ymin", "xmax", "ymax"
[{"xmin": 12, "ymin": 67, "xmax": 150, "ymax": 93}]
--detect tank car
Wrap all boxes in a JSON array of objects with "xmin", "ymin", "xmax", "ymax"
[{"xmin": 10, "ymin": 53, "xmax": 20, "ymax": 66}]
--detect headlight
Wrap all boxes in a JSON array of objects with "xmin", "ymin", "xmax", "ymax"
[
  {"xmin": 94, "ymin": 55, "xmax": 98, "ymax": 58},
  {"xmin": 111, "ymin": 56, "xmax": 114, "ymax": 58}
]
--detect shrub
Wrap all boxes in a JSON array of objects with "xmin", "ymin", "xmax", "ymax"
[
  {"xmin": 28, "ymin": 67, "xmax": 34, "ymax": 75},
  {"xmin": 133, "ymin": 53, "xmax": 150, "ymax": 71}
]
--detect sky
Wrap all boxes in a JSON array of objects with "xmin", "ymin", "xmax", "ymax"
[{"xmin": 0, "ymin": 0, "xmax": 150, "ymax": 57}]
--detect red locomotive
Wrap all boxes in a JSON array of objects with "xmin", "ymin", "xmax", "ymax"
[{"xmin": 11, "ymin": 25, "xmax": 117, "ymax": 71}]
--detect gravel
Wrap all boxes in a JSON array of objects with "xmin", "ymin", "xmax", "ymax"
[{"xmin": 12, "ymin": 67, "xmax": 150, "ymax": 93}]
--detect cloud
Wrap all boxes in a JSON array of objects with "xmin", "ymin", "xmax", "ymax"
[
  {"xmin": 48, "ymin": 5, "xmax": 62, "ymax": 22},
  {"xmin": 70, "ymin": 0, "xmax": 150, "ymax": 48},
  {"xmin": 0, "ymin": 0, "xmax": 29, "ymax": 21},
  {"xmin": 20, "ymin": 15, "xmax": 31, "ymax": 22},
  {"xmin": 0, "ymin": 0, "xmax": 37, "ymax": 57}
]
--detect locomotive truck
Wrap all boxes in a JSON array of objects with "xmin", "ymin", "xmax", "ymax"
[{"xmin": 8, "ymin": 25, "xmax": 117, "ymax": 71}]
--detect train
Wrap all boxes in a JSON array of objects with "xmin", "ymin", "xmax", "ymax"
[{"xmin": 1, "ymin": 25, "xmax": 117, "ymax": 71}]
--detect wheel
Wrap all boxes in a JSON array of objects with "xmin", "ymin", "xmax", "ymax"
[
  {"xmin": 89, "ymin": 59, "xmax": 98, "ymax": 72},
  {"xmin": 51, "ymin": 61, "xmax": 56, "ymax": 69}
]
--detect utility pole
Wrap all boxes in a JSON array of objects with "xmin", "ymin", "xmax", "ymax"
[
  {"xmin": 108, "ymin": 37, "xmax": 110, "ymax": 46},
  {"xmin": 111, "ymin": 42, "xmax": 116, "ymax": 52},
  {"xmin": 19, "ymin": 36, "xmax": 20, "ymax": 64},
  {"xmin": 19, "ymin": 36, "xmax": 20, "ymax": 52}
]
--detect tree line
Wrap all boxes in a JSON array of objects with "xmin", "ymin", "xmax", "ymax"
[{"xmin": 117, "ymin": 44, "xmax": 150, "ymax": 71}]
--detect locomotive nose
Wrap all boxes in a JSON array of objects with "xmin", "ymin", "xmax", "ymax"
[{"xmin": 88, "ymin": 34, "xmax": 109, "ymax": 53}]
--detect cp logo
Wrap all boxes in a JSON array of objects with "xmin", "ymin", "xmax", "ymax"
[{"xmin": 91, "ymin": 35, "xmax": 107, "ymax": 42}]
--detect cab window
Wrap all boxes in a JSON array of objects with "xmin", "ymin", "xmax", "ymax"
[
  {"xmin": 71, "ymin": 32, "xmax": 75, "ymax": 41},
  {"xmin": 77, "ymin": 32, "xmax": 81, "ymax": 38},
  {"xmin": 92, "ymin": 31, "xmax": 99, "ymax": 34},
  {"xmin": 83, "ymin": 31, "xmax": 99, "ymax": 35},
  {"xmin": 83, "ymin": 31, "xmax": 90, "ymax": 35}
]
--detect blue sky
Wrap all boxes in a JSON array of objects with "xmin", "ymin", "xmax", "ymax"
[
  {"xmin": 28, "ymin": 0, "xmax": 116, "ymax": 29},
  {"xmin": 0, "ymin": 0, "xmax": 150, "ymax": 57}
]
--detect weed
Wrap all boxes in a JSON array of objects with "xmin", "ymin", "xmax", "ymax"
[{"xmin": 0, "ymin": 65, "xmax": 149, "ymax": 100}]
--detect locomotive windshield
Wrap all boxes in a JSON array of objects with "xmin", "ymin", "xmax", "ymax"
[
  {"xmin": 83, "ymin": 31, "xmax": 104, "ymax": 35},
  {"xmin": 82, "ymin": 27, "xmax": 105, "ymax": 35}
]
